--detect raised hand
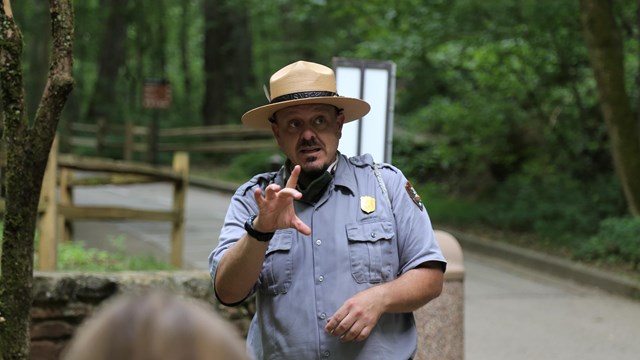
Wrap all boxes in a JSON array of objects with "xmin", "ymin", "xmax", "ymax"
[{"xmin": 252, "ymin": 165, "xmax": 311, "ymax": 235}]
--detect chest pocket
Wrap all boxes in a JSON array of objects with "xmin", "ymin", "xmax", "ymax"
[
  {"xmin": 259, "ymin": 230, "xmax": 294, "ymax": 295},
  {"xmin": 346, "ymin": 220, "xmax": 395, "ymax": 284}
]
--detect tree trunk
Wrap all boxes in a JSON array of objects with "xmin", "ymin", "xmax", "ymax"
[
  {"xmin": 202, "ymin": 0, "xmax": 230, "ymax": 126},
  {"xmin": 579, "ymin": 0, "xmax": 640, "ymax": 217},
  {"xmin": 21, "ymin": 0, "xmax": 50, "ymax": 122},
  {"xmin": 85, "ymin": 0, "xmax": 128, "ymax": 125},
  {"xmin": 180, "ymin": 0, "xmax": 192, "ymax": 100},
  {"xmin": 202, "ymin": 1, "xmax": 253, "ymax": 126},
  {"xmin": 0, "ymin": 1, "xmax": 74, "ymax": 358}
]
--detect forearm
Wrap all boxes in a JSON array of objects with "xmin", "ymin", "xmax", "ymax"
[
  {"xmin": 214, "ymin": 234, "xmax": 269, "ymax": 304},
  {"xmin": 374, "ymin": 264, "xmax": 444, "ymax": 313}
]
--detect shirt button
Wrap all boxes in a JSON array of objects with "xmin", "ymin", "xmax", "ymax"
[
  {"xmin": 370, "ymin": 232, "xmax": 376, "ymax": 238},
  {"xmin": 316, "ymin": 239, "xmax": 322, "ymax": 246},
  {"xmin": 322, "ymin": 350, "xmax": 331, "ymax": 357},
  {"xmin": 319, "ymin": 312, "xmax": 326, "ymax": 320},
  {"xmin": 318, "ymin": 275, "xmax": 324, "ymax": 282}
]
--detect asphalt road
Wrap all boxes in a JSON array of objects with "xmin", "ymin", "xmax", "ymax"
[{"xmin": 73, "ymin": 183, "xmax": 640, "ymax": 360}]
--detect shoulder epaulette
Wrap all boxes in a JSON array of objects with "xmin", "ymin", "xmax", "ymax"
[
  {"xmin": 347, "ymin": 153, "xmax": 375, "ymax": 167},
  {"xmin": 238, "ymin": 172, "xmax": 278, "ymax": 196}
]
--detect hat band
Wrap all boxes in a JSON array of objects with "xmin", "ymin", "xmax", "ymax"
[{"xmin": 270, "ymin": 91, "xmax": 338, "ymax": 104}]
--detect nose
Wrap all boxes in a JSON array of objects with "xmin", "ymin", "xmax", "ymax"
[{"xmin": 300, "ymin": 125, "xmax": 317, "ymax": 141}]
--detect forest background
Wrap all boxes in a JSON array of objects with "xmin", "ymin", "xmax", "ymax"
[{"xmin": 7, "ymin": 0, "xmax": 640, "ymax": 276}]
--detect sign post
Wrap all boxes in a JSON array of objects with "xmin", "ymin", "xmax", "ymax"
[
  {"xmin": 143, "ymin": 78, "xmax": 172, "ymax": 164},
  {"xmin": 333, "ymin": 58, "xmax": 396, "ymax": 164}
]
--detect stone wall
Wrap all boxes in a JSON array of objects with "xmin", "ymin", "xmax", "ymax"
[
  {"xmin": 29, "ymin": 271, "xmax": 254, "ymax": 360},
  {"xmin": 30, "ymin": 231, "xmax": 464, "ymax": 360}
]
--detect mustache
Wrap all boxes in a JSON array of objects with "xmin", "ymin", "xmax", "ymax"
[{"xmin": 298, "ymin": 138, "xmax": 321, "ymax": 148}]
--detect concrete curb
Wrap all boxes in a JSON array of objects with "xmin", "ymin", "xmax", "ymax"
[
  {"xmin": 188, "ymin": 176, "xmax": 640, "ymax": 301},
  {"xmin": 442, "ymin": 227, "xmax": 640, "ymax": 300}
]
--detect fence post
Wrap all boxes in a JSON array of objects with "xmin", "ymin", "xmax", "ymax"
[
  {"xmin": 170, "ymin": 152, "xmax": 189, "ymax": 268},
  {"xmin": 38, "ymin": 136, "xmax": 59, "ymax": 271},
  {"xmin": 96, "ymin": 118, "xmax": 106, "ymax": 157},
  {"xmin": 147, "ymin": 115, "xmax": 159, "ymax": 164},
  {"xmin": 58, "ymin": 167, "xmax": 73, "ymax": 242},
  {"xmin": 60, "ymin": 118, "xmax": 71, "ymax": 153},
  {"xmin": 414, "ymin": 230, "xmax": 465, "ymax": 360},
  {"xmin": 124, "ymin": 121, "xmax": 134, "ymax": 161}
]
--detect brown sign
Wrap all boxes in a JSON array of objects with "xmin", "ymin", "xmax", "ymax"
[{"xmin": 143, "ymin": 79, "xmax": 172, "ymax": 109}]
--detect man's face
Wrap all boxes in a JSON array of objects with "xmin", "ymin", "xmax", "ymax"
[{"xmin": 271, "ymin": 104, "xmax": 344, "ymax": 177}]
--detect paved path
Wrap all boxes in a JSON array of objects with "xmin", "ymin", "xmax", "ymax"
[
  {"xmin": 465, "ymin": 252, "xmax": 640, "ymax": 360},
  {"xmin": 73, "ymin": 183, "xmax": 640, "ymax": 360},
  {"xmin": 74, "ymin": 183, "xmax": 230, "ymax": 269}
]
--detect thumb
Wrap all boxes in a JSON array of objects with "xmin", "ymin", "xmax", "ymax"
[{"xmin": 292, "ymin": 217, "xmax": 311, "ymax": 236}]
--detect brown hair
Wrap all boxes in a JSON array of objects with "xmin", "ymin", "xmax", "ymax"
[{"xmin": 62, "ymin": 292, "xmax": 249, "ymax": 360}]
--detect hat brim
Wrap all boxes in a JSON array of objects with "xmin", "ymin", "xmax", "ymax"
[{"xmin": 241, "ymin": 96, "xmax": 371, "ymax": 130}]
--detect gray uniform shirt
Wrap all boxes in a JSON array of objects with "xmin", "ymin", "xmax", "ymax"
[{"xmin": 209, "ymin": 154, "xmax": 446, "ymax": 360}]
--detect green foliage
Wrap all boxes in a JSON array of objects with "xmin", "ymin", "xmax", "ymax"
[
  {"xmin": 486, "ymin": 174, "xmax": 626, "ymax": 239},
  {"xmin": 9, "ymin": 0, "xmax": 639, "ymax": 272},
  {"xmin": 4, "ymin": 227, "xmax": 171, "ymax": 273},
  {"xmin": 223, "ymin": 151, "xmax": 284, "ymax": 181},
  {"xmin": 57, "ymin": 236, "xmax": 173, "ymax": 272},
  {"xmin": 414, "ymin": 183, "xmax": 487, "ymax": 226},
  {"xmin": 575, "ymin": 217, "xmax": 640, "ymax": 270}
]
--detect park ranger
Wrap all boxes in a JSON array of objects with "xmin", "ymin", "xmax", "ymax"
[{"xmin": 209, "ymin": 60, "xmax": 446, "ymax": 360}]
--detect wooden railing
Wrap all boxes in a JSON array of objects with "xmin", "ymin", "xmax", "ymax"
[
  {"xmin": 1, "ymin": 136, "xmax": 190, "ymax": 270},
  {"xmin": 62, "ymin": 120, "xmax": 276, "ymax": 163}
]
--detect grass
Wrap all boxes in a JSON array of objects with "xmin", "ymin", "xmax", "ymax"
[
  {"xmin": 54, "ymin": 236, "xmax": 174, "ymax": 272},
  {"xmin": 0, "ymin": 223, "xmax": 173, "ymax": 272}
]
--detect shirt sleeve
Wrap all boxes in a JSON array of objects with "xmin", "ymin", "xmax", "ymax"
[
  {"xmin": 381, "ymin": 165, "xmax": 447, "ymax": 275},
  {"xmin": 208, "ymin": 181, "xmax": 262, "ymax": 304}
]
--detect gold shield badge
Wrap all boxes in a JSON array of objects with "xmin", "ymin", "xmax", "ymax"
[{"xmin": 360, "ymin": 196, "xmax": 376, "ymax": 214}]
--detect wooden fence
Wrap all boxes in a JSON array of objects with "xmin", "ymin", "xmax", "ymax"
[
  {"xmin": 1, "ymin": 136, "xmax": 190, "ymax": 270},
  {"xmin": 62, "ymin": 120, "xmax": 276, "ymax": 163}
]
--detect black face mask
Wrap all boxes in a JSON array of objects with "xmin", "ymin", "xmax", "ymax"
[{"xmin": 284, "ymin": 160, "xmax": 334, "ymax": 204}]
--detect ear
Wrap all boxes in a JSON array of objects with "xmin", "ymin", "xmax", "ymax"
[
  {"xmin": 337, "ymin": 113, "xmax": 345, "ymax": 138},
  {"xmin": 271, "ymin": 122, "xmax": 282, "ymax": 145}
]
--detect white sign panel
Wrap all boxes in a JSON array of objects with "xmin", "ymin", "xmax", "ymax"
[{"xmin": 334, "ymin": 59, "xmax": 395, "ymax": 164}]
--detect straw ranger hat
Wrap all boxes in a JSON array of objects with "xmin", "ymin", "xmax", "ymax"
[{"xmin": 241, "ymin": 61, "xmax": 371, "ymax": 129}]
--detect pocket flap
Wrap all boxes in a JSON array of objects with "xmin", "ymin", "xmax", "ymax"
[
  {"xmin": 346, "ymin": 221, "xmax": 394, "ymax": 242},
  {"xmin": 265, "ymin": 230, "xmax": 293, "ymax": 254}
]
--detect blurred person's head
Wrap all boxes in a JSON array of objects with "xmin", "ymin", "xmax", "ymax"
[{"xmin": 62, "ymin": 291, "xmax": 249, "ymax": 360}]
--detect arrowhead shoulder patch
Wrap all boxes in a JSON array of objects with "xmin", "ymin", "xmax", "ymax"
[{"xmin": 405, "ymin": 181, "xmax": 424, "ymax": 211}]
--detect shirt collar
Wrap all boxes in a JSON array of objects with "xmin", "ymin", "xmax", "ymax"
[
  {"xmin": 274, "ymin": 153, "xmax": 357, "ymax": 195},
  {"xmin": 332, "ymin": 154, "xmax": 357, "ymax": 195}
]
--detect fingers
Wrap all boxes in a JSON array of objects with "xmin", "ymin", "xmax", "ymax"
[
  {"xmin": 263, "ymin": 184, "xmax": 281, "ymax": 201},
  {"xmin": 324, "ymin": 313, "xmax": 370, "ymax": 343},
  {"xmin": 253, "ymin": 183, "xmax": 306, "ymax": 234},
  {"xmin": 285, "ymin": 165, "xmax": 301, "ymax": 189},
  {"xmin": 255, "ymin": 185, "xmax": 300, "ymax": 204}
]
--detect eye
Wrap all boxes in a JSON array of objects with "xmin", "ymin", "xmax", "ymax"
[
  {"xmin": 287, "ymin": 119, "xmax": 302, "ymax": 129},
  {"xmin": 313, "ymin": 116, "xmax": 328, "ymax": 129}
]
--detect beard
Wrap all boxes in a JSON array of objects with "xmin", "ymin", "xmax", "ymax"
[{"xmin": 298, "ymin": 159, "xmax": 328, "ymax": 187}]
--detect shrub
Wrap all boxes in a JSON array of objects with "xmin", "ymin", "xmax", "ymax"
[
  {"xmin": 56, "ymin": 236, "xmax": 173, "ymax": 272},
  {"xmin": 485, "ymin": 173, "xmax": 626, "ymax": 240},
  {"xmin": 224, "ymin": 151, "xmax": 284, "ymax": 181},
  {"xmin": 575, "ymin": 217, "xmax": 640, "ymax": 270}
]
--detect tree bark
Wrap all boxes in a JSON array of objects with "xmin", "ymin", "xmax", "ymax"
[
  {"xmin": 202, "ymin": 0, "xmax": 230, "ymax": 126},
  {"xmin": 579, "ymin": 0, "xmax": 640, "ymax": 217},
  {"xmin": 180, "ymin": 0, "xmax": 192, "ymax": 100},
  {"xmin": 201, "ymin": 1, "xmax": 253, "ymax": 126},
  {"xmin": 85, "ymin": 0, "xmax": 128, "ymax": 126},
  {"xmin": 0, "ymin": 0, "xmax": 74, "ymax": 358}
]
